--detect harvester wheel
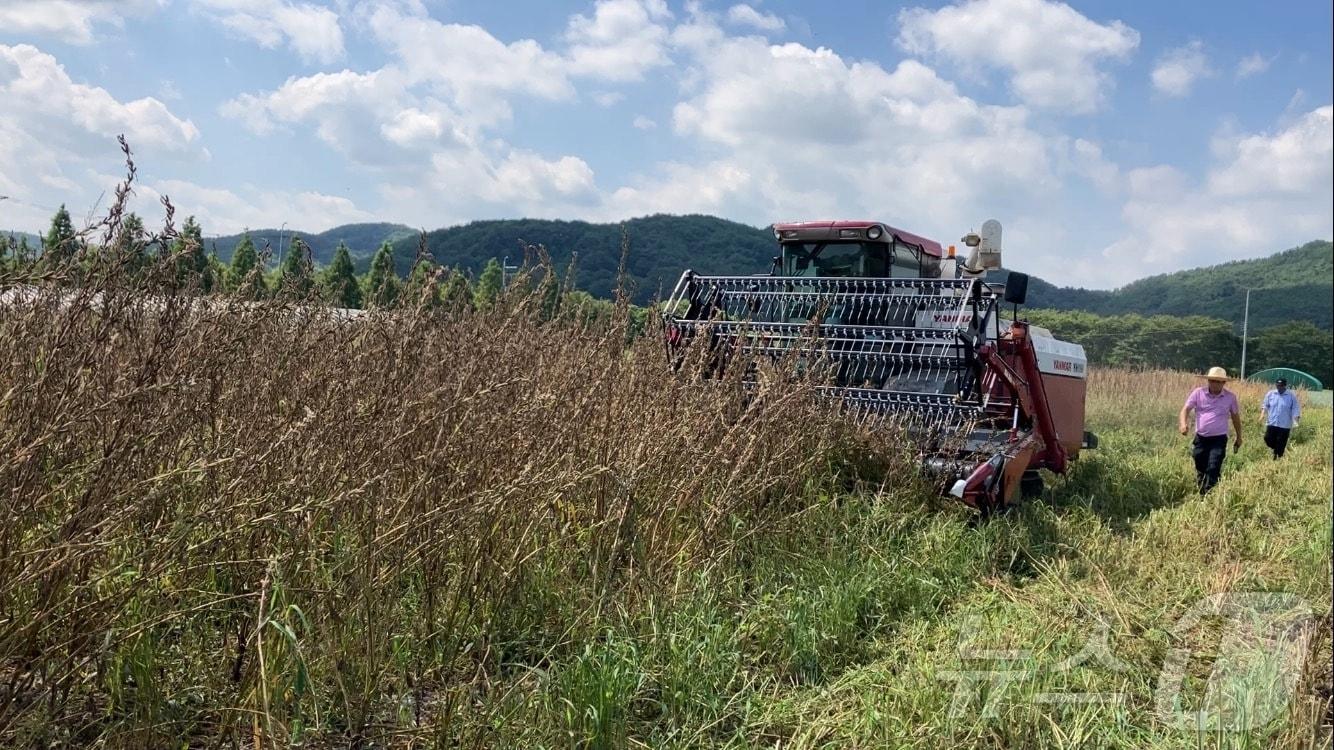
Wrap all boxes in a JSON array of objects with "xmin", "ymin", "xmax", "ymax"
[{"xmin": 1019, "ymin": 470, "xmax": 1044, "ymax": 499}]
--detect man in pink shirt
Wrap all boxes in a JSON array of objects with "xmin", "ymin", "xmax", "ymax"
[{"xmin": 1178, "ymin": 366, "xmax": 1243, "ymax": 494}]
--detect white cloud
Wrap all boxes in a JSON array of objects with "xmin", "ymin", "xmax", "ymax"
[
  {"xmin": 222, "ymin": 68, "xmax": 403, "ymax": 141},
  {"xmin": 601, "ymin": 159, "xmax": 758, "ymax": 221},
  {"xmin": 0, "ymin": 43, "xmax": 204, "ymax": 233},
  {"xmin": 1099, "ymin": 106, "xmax": 1332, "ymax": 282},
  {"xmin": 726, "ymin": 4, "xmax": 785, "ymax": 33},
  {"xmin": 1151, "ymin": 40, "xmax": 1213, "ymax": 97},
  {"xmin": 365, "ymin": 3, "xmax": 573, "ymax": 105},
  {"xmin": 380, "ymin": 107, "xmax": 446, "ymax": 147},
  {"xmin": 1208, "ymin": 106, "xmax": 1333, "ymax": 197},
  {"xmin": 0, "ymin": 44, "xmax": 200, "ymax": 156},
  {"xmin": 135, "ymin": 179, "xmax": 374, "ymax": 235},
  {"xmin": 1070, "ymin": 137, "xmax": 1119, "ymax": 193},
  {"xmin": 183, "ymin": 0, "xmax": 1331, "ymax": 292},
  {"xmin": 1235, "ymin": 52, "xmax": 1274, "ymax": 79},
  {"xmin": 192, "ymin": 0, "xmax": 345, "ymax": 64},
  {"xmin": 489, "ymin": 151, "xmax": 598, "ymax": 204},
  {"xmin": 219, "ymin": 2, "xmax": 619, "ymax": 227},
  {"xmin": 565, "ymin": 0, "xmax": 673, "ymax": 82},
  {"xmin": 659, "ymin": 33, "xmax": 1069, "ymax": 239},
  {"xmin": 896, "ymin": 0, "xmax": 1138, "ymax": 113},
  {"xmin": 0, "ymin": 0, "xmax": 161, "ymax": 45}
]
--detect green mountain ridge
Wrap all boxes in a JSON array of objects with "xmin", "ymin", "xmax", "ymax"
[
  {"xmin": 207, "ymin": 222, "xmax": 417, "ymax": 266},
  {"xmin": 6, "ymin": 216, "xmax": 1330, "ymax": 333},
  {"xmin": 395, "ymin": 214, "xmax": 777, "ymax": 303},
  {"xmin": 1, "ymin": 230, "xmax": 41, "ymax": 249},
  {"xmin": 1023, "ymin": 240, "xmax": 1333, "ymax": 331}
]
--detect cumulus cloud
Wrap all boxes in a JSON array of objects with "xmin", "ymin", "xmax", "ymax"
[
  {"xmin": 1151, "ymin": 40, "xmax": 1213, "ymax": 97},
  {"xmin": 1235, "ymin": 52, "xmax": 1274, "ymax": 79},
  {"xmin": 1099, "ymin": 106, "xmax": 1332, "ymax": 282},
  {"xmin": 0, "ymin": 0, "xmax": 161, "ymax": 45},
  {"xmin": 1208, "ymin": 106, "xmax": 1333, "ymax": 197},
  {"xmin": 0, "ymin": 43, "xmax": 204, "ymax": 232},
  {"xmin": 133, "ymin": 179, "xmax": 374, "ymax": 235},
  {"xmin": 109, "ymin": 0, "xmax": 1319, "ymax": 292},
  {"xmin": 0, "ymin": 44, "xmax": 200, "ymax": 156},
  {"xmin": 726, "ymin": 4, "xmax": 785, "ymax": 33},
  {"xmin": 565, "ymin": 0, "xmax": 674, "ymax": 82},
  {"xmin": 896, "ymin": 0, "xmax": 1138, "ymax": 113},
  {"xmin": 218, "ymin": 2, "xmax": 619, "ymax": 226},
  {"xmin": 665, "ymin": 34, "xmax": 1064, "ymax": 237},
  {"xmin": 192, "ymin": 0, "xmax": 345, "ymax": 64},
  {"xmin": 365, "ymin": 6, "xmax": 573, "ymax": 106},
  {"xmin": 600, "ymin": 159, "xmax": 759, "ymax": 221}
]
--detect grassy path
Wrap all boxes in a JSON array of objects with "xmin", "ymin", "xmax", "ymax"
[
  {"xmin": 495, "ymin": 371, "xmax": 1331, "ymax": 749},
  {"xmin": 745, "ymin": 375, "xmax": 1331, "ymax": 749}
]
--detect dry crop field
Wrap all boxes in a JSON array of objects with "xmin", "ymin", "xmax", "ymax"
[{"xmin": 0, "ymin": 257, "xmax": 1329, "ymax": 749}]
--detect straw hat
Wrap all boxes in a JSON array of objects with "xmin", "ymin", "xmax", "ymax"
[{"xmin": 1203, "ymin": 366, "xmax": 1229, "ymax": 381}]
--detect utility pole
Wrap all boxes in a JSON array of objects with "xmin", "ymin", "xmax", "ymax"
[
  {"xmin": 501, "ymin": 255, "xmax": 519, "ymax": 287},
  {"xmin": 1240, "ymin": 287, "xmax": 1252, "ymax": 380}
]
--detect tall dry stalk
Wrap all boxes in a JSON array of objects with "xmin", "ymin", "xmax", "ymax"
[{"xmin": 0, "ymin": 159, "xmax": 901, "ymax": 746}]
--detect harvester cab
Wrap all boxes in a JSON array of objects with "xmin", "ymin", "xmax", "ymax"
[{"xmin": 663, "ymin": 219, "xmax": 1092, "ymax": 512}]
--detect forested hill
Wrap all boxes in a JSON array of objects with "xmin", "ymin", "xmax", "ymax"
[
  {"xmin": 391, "ymin": 216, "xmax": 1329, "ymax": 327},
  {"xmin": 5, "ymin": 213, "xmax": 1330, "ymax": 332},
  {"xmin": 1025, "ymin": 240, "xmax": 1333, "ymax": 331},
  {"xmin": 393, "ymin": 215, "xmax": 778, "ymax": 302},
  {"xmin": 1, "ymin": 231, "xmax": 41, "ymax": 249},
  {"xmin": 209, "ymin": 222, "xmax": 416, "ymax": 266}
]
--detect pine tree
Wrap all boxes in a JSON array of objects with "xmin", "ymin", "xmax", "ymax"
[
  {"xmin": 365, "ymin": 240, "xmax": 400, "ymax": 308},
  {"xmin": 173, "ymin": 216, "xmax": 209, "ymax": 289},
  {"xmin": 474, "ymin": 258, "xmax": 503, "ymax": 309},
  {"xmin": 277, "ymin": 234, "xmax": 314, "ymax": 299},
  {"xmin": 205, "ymin": 250, "xmax": 226, "ymax": 294},
  {"xmin": 441, "ymin": 269, "xmax": 473, "ymax": 312},
  {"xmin": 228, "ymin": 234, "xmax": 265, "ymax": 297},
  {"xmin": 404, "ymin": 258, "xmax": 442, "ymax": 309},
  {"xmin": 115, "ymin": 213, "xmax": 147, "ymax": 275},
  {"xmin": 320, "ymin": 241, "xmax": 362, "ymax": 309},
  {"xmin": 43, "ymin": 204, "xmax": 79, "ymax": 266}
]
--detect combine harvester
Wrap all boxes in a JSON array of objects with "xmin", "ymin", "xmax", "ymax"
[{"xmin": 663, "ymin": 219, "xmax": 1095, "ymax": 513}]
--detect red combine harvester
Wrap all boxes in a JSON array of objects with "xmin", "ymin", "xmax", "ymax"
[{"xmin": 663, "ymin": 219, "xmax": 1095, "ymax": 512}]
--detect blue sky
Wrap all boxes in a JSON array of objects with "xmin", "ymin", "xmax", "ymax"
[{"xmin": 1, "ymin": 0, "xmax": 1330, "ymax": 287}]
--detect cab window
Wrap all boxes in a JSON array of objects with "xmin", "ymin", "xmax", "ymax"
[
  {"xmin": 890, "ymin": 242, "xmax": 923, "ymax": 278},
  {"xmin": 782, "ymin": 242, "xmax": 888, "ymax": 277}
]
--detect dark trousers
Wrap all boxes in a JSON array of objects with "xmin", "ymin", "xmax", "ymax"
[
  {"xmin": 1263, "ymin": 425, "xmax": 1291, "ymax": 458},
  {"xmin": 1192, "ymin": 434, "xmax": 1228, "ymax": 494}
]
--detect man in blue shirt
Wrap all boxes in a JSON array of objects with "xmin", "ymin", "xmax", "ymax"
[{"xmin": 1260, "ymin": 378, "xmax": 1302, "ymax": 459}]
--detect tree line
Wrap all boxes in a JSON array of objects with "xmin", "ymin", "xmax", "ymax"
[
  {"xmin": 0, "ymin": 206, "xmax": 649, "ymax": 332},
  {"xmin": 6, "ymin": 206, "xmax": 1325, "ymax": 383},
  {"xmin": 1027, "ymin": 309, "xmax": 1333, "ymax": 386}
]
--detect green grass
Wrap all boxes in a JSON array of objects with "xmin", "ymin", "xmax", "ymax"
[{"xmin": 480, "ymin": 373, "xmax": 1332, "ymax": 749}]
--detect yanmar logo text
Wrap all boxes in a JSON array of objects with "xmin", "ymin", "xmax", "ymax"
[{"xmin": 1052, "ymin": 359, "xmax": 1085, "ymax": 374}]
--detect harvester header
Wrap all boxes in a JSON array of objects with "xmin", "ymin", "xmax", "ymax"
[{"xmin": 663, "ymin": 218, "xmax": 1093, "ymax": 512}]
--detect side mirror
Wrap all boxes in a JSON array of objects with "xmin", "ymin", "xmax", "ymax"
[
  {"xmin": 770, "ymin": 256, "xmax": 781, "ymax": 275},
  {"xmin": 1004, "ymin": 271, "xmax": 1028, "ymax": 305}
]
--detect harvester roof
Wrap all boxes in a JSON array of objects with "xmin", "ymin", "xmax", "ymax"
[{"xmin": 771, "ymin": 220, "xmax": 945, "ymax": 257}]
